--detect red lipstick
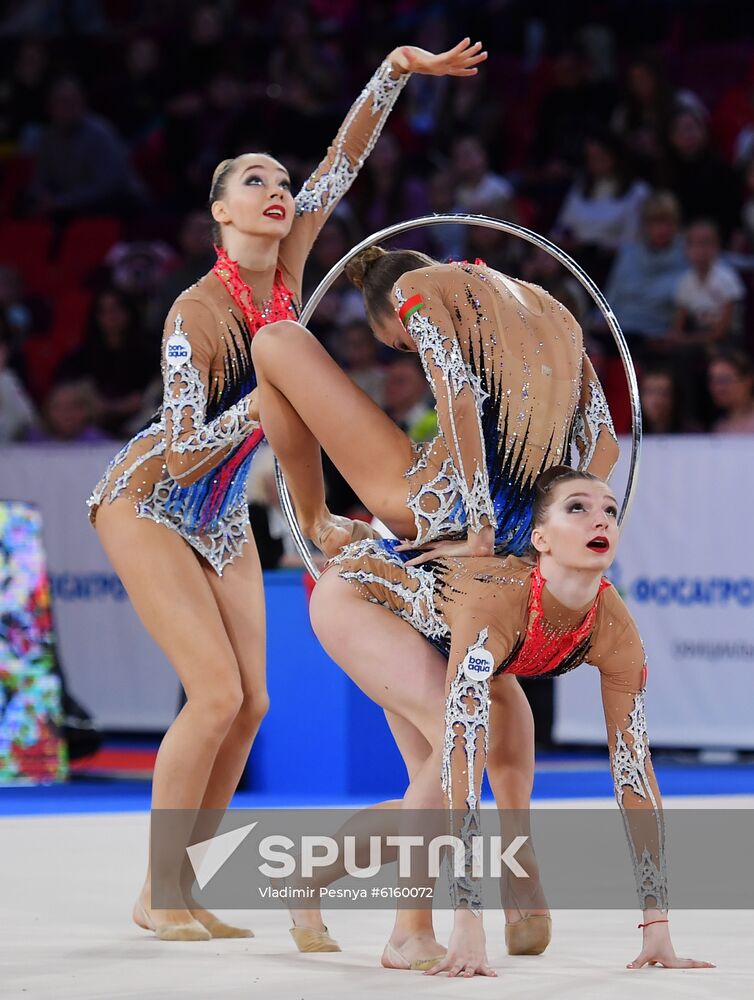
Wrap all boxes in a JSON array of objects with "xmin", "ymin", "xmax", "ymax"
[{"xmin": 587, "ymin": 535, "xmax": 610, "ymax": 552}]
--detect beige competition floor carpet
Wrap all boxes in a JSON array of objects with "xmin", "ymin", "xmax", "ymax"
[{"xmin": 1, "ymin": 797, "xmax": 752, "ymax": 1000}]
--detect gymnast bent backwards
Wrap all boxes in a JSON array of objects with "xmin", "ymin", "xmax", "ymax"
[
  {"xmin": 320, "ymin": 468, "xmax": 715, "ymax": 976},
  {"xmin": 251, "ymin": 250, "xmax": 618, "ymax": 965},
  {"xmin": 86, "ymin": 39, "xmax": 487, "ymax": 942}
]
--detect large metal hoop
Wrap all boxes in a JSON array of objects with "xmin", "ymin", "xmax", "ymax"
[{"xmin": 275, "ymin": 214, "xmax": 641, "ymax": 580}]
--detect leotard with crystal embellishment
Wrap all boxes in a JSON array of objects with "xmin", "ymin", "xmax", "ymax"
[
  {"xmin": 332, "ymin": 540, "xmax": 667, "ymax": 917},
  {"xmin": 87, "ymin": 60, "xmax": 410, "ymax": 574},
  {"xmin": 389, "ymin": 262, "xmax": 619, "ymax": 555}
]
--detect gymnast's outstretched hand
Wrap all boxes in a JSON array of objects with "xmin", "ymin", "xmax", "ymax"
[
  {"xmin": 389, "ymin": 38, "xmax": 488, "ymax": 78},
  {"xmin": 627, "ymin": 919, "xmax": 715, "ymax": 970}
]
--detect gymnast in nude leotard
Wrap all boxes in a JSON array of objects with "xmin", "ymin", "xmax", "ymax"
[{"xmin": 87, "ymin": 39, "xmax": 487, "ymax": 942}]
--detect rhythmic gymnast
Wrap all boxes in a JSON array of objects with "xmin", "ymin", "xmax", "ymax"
[
  {"xmin": 253, "ymin": 247, "xmax": 618, "ymax": 564},
  {"xmin": 251, "ymin": 249, "xmax": 618, "ymax": 963},
  {"xmin": 314, "ymin": 468, "xmax": 715, "ymax": 976},
  {"xmin": 87, "ymin": 38, "xmax": 487, "ymax": 942}
]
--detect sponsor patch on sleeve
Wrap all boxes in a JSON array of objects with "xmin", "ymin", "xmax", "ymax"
[
  {"xmin": 462, "ymin": 647, "xmax": 494, "ymax": 680},
  {"xmin": 166, "ymin": 318, "xmax": 192, "ymax": 367}
]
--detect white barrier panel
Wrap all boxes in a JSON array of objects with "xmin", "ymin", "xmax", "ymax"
[
  {"xmin": 0, "ymin": 444, "xmax": 178, "ymax": 730},
  {"xmin": 555, "ymin": 435, "xmax": 754, "ymax": 749},
  {"xmin": 2, "ymin": 438, "xmax": 753, "ymax": 744}
]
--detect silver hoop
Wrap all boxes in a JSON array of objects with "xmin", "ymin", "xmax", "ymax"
[{"xmin": 275, "ymin": 214, "xmax": 641, "ymax": 580}]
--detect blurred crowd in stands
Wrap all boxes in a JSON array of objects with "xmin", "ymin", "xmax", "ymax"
[{"xmin": 2, "ymin": 1, "xmax": 754, "ymax": 552}]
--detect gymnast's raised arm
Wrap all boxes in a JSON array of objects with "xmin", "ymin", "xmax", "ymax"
[{"xmin": 281, "ymin": 40, "xmax": 488, "ymax": 276}]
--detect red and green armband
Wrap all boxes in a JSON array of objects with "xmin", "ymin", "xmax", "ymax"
[{"xmin": 398, "ymin": 294, "xmax": 425, "ymax": 328}]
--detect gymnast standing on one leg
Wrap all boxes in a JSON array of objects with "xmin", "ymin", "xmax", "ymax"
[{"xmin": 87, "ymin": 39, "xmax": 487, "ymax": 942}]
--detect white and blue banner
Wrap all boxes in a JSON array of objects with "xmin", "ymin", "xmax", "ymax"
[{"xmin": 555, "ymin": 435, "xmax": 754, "ymax": 749}]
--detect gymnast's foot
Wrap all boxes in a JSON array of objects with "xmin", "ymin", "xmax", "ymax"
[
  {"xmin": 189, "ymin": 904, "xmax": 254, "ymax": 938},
  {"xmin": 287, "ymin": 905, "xmax": 341, "ymax": 952},
  {"xmin": 310, "ymin": 514, "xmax": 378, "ymax": 558},
  {"xmin": 288, "ymin": 905, "xmax": 327, "ymax": 933},
  {"xmin": 381, "ymin": 932, "xmax": 446, "ymax": 972},
  {"xmin": 133, "ymin": 891, "xmax": 210, "ymax": 941},
  {"xmin": 504, "ymin": 905, "xmax": 551, "ymax": 956}
]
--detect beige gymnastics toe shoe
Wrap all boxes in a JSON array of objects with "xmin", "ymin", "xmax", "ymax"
[
  {"xmin": 505, "ymin": 914, "xmax": 552, "ymax": 956},
  {"xmin": 289, "ymin": 923, "xmax": 341, "ymax": 952},
  {"xmin": 133, "ymin": 901, "xmax": 211, "ymax": 942},
  {"xmin": 381, "ymin": 941, "xmax": 444, "ymax": 972},
  {"xmin": 196, "ymin": 913, "xmax": 254, "ymax": 939}
]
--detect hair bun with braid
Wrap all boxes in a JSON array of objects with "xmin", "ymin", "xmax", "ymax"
[{"xmin": 344, "ymin": 245, "xmax": 387, "ymax": 290}]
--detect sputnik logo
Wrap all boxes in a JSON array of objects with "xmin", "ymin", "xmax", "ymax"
[{"xmin": 186, "ymin": 822, "xmax": 257, "ymax": 889}]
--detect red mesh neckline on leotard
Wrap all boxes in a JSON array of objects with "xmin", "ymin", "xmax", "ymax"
[
  {"xmin": 212, "ymin": 246, "xmax": 295, "ymax": 332},
  {"xmin": 509, "ymin": 564, "xmax": 611, "ymax": 678}
]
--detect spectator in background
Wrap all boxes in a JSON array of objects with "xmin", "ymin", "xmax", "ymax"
[
  {"xmin": 0, "ymin": 38, "xmax": 50, "ymax": 147},
  {"xmin": 266, "ymin": 5, "xmax": 339, "ymax": 115},
  {"xmin": 150, "ymin": 210, "xmax": 215, "ymax": 329},
  {"xmin": 671, "ymin": 220, "xmax": 745, "ymax": 347},
  {"xmin": 25, "ymin": 379, "xmax": 109, "ymax": 443},
  {"xmin": 611, "ymin": 55, "xmax": 705, "ymax": 176},
  {"xmin": 451, "ymin": 134, "xmax": 513, "ymax": 213},
  {"xmin": 0, "ymin": 267, "xmax": 35, "ymax": 380},
  {"xmin": 357, "ymin": 132, "xmax": 430, "ymax": 249},
  {"xmin": 106, "ymin": 34, "xmax": 166, "ymax": 144},
  {"xmin": 554, "ymin": 132, "xmax": 649, "ymax": 283},
  {"xmin": 711, "ymin": 57, "xmax": 754, "ymax": 163},
  {"xmin": 658, "ymin": 110, "xmax": 739, "ymax": 241},
  {"xmin": 187, "ymin": 72, "xmax": 248, "ymax": 192},
  {"xmin": 734, "ymin": 153, "xmax": 754, "ymax": 251},
  {"xmin": 27, "ymin": 77, "xmax": 146, "ymax": 218},
  {"xmin": 336, "ymin": 320, "xmax": 386, "ymax": 407},
  {"xmin": 56, "ymin": 288, "xmax": 154, "ymax": 437},
  {"xmin": 707, "ymin": 351, "xmax": 754, "ymax": 433},
  {"xmin": 383, "ymin": 354, "xmax": 436, "ymax": 442},
  {"xmin": 425, "ymin": 169, "xmax": 467, "ymax": 261},
  {"xmin": 600, "ymin": 191, "xmax": 687, "ymax": 362},
  {"xmin": 167, "ymin": 4, "xmax": 228, "ymax": 97},
  {"xmin": 0, "ymin": 323, "xmax": 37, "ymax": 442},
  {"xmin": 530, "ymin": 44, "xmax": 618, "ymax": 172},
  {"xmin": 301, "ymin": 214, "xmax": 363, "ymax": 335},
  {"xmin": 639, "ymin": 366, "xmax": 696, "ymax": 434},
  {"xmin": 465, "ymin": 195, "xmax": 525, "ymax": 276}
]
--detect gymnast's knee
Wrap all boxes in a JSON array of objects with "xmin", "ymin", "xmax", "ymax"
[
  {"xmin": 234, "ymin": 689, "xmax": 270, "ymax": 737},
  {"xmin": 252, "ymin": 319, "xmax": 309, "ymax": 364},
  {"xmin": 186, "ymin": 684, "xmax": 245, "ymax": 741}
]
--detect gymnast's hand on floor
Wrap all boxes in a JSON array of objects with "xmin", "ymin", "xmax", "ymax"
[
  {"xmin": 423, "ymin": 911, "xmax": 496, "ymax": 978},
  {"xmin": 389, "ymin": 38, "xmax": 488, "ymax": 78},
  {"xmin": 627, "ymin": 920, "xmax": 715, "ymax": 970}
]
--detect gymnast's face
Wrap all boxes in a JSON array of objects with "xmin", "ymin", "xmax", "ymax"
[
  {"xmin": 211, "ymin": 154, "xmax": 295, "ymax": 241},
  {"xmin": 531, "ymin": 480, "xmax": 619, "ymax": 573},
  {"xmin": 371, "ymin": 308, "xmax": 416, "ymax": 353}
]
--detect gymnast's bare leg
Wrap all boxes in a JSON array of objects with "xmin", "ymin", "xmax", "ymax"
[
  {"xmin": 300, "ymin": 569, "xmax": 547, "ymax": 967},
  {"xmin": 96, "ymin": 499, "xmax": 267, "ymax": 937},
  {"xmin": 252, "ymin": 320, "xmax": 419, "ymax": 551}
]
